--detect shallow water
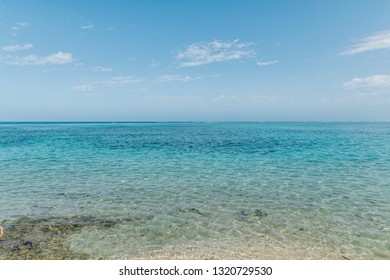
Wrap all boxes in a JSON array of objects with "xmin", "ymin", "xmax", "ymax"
[{"xmin": 0, "ymin": 122, "xmax": 389, "ymax": 259}]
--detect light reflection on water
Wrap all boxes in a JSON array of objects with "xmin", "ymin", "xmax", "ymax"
[{"xmin": 0, "ymin": 122, "xmax": 389, "ymax": 259}]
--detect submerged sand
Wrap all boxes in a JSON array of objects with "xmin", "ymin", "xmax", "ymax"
[
  {"xmin": 0, "ymin": 215, "xmax": 355, "ymax": 260},
  {"xmin": 118, "ymin": 237, "xmax": 353, "ymax": 260}
]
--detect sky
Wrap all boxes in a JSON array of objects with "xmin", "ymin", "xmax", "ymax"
[{"xmin": 1, "ymin": 0, "xmax": 390, "ymax": 121}]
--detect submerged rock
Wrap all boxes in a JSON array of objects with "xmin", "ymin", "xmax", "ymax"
[
  {"xmin": 178, "ymin": 208, "xmax": 208, "ymax": 216},
  {"xmin": 0, "ymin": 215, "xmax": 127, "ymax": 260},
  {"xmin": 235, "ymin": 209, "xmax": 269, "ymax": 221},
  {"xmin": 250, "ymin": 209, "xmax": 268, "ymax": 218}
]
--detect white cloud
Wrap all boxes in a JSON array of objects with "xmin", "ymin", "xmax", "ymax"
[
  {"xmin": 150, "ymin": 60, "xmax": 159, "ymax": 67},
  {"xmin": 91, "ymin": 66, "xmax": 113, "ymax": 72},
  {"xmin": 8, "ymin": 52, "xmax": 74, "ymax": 65},
  {"xmin": 176, "ymin": 39, "xmax": 255, "ymax": 67},
  {"xmin": 155, "ymin": 75, "xmax": 196, "ymax": 83},
  {"xmin": 344, "ymin": 75, "xmax": 390, "ymax": 89},
  {"xmin": 10, "ymin": 22, "xmax": 28, "ymax": 37},
  {"xmin": 73, "ymin": 84, "xmax": 92, "ymax": 92},
  {"xmin": 81, "ymin": 24, "xmax": 93, "ymax": 30},
  {"xmin": 102, "ymin": 76, "xmax": 144, "ymax": 87},
  {"xmin": 155, "ymin": 74, "xmax": 220, "ymax": 83},
  {"xmin": 340, "ymin": 30, "xmax": 390, "ymax": 55},
  {"xmin": 256, "ymin": 60, "xmax": 279, "ymax": 66},
  {"xmin": 72, "ymin": 76, "xmax": 144, "ymax": 93},
  {"xmin": 16, "ymin": 22, "xmax": 28, "ymax": 28},
  {"xmin": 2, "ymin": 43, "xmax": 33, "ymax": 51}
]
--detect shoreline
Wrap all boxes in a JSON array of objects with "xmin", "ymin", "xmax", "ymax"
[
  {"xmin": 0, "ymin": 215, "xmax": 357, "ymax": 260},
  {"xmin": 117, "ymin": 238, "xmax": 355, "ymax": 260}
]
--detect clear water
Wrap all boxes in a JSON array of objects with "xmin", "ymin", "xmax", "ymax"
[{"xmin": 1, "ymin": 122, "xmax": 389, "ymax": 259}]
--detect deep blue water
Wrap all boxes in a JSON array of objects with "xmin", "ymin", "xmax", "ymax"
[{"xmin": 0, "ymin": 122, "xmax": 389, "ymax": 259}]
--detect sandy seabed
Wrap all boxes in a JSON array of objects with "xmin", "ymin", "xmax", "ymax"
[
  {"xmin": 0, "ymin": 215, "xmax": 362, "ymax": 260},
  {"xmin": 115, "ymin": 237, "xmax": 353, "ymax": 260}
]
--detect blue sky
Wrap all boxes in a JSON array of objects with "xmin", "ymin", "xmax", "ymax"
[{"xmin": 1, "ymin": 0, "xmax": 390, "ymax": 121}]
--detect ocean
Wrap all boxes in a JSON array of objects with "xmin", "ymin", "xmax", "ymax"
[{"xmin": 0, "ymin": 122, "xmax": 389, "ymax": 259}]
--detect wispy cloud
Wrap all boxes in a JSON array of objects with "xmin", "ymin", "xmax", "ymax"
[
  {"xmin": 81, "ymin": 24, "xmax": 93, "ymax": 30},
  {"xmin": 90, "ymin": 66, "xmax": 113, "ymax": 72},
  {"xmin": 150, "ymin": 60, "xmax": 159, "ymax": 67},
  {"xmin": 11, "ymin": 22, "xmax": 28, "ymax": 30},
  {"xmin": 340, "ymin": 30, "xmax": 390, "ymax": 55},
  {"xmin": 344, "ymin": 75, "xmax": 390, "ymax": 89},
  {"xmin": 256, "ymin": 60, "xmax": 279, "ymax": 66},
  {"xmin": 176, "ymin": 39, "xmax": 255, "ymax": 67},
  {"xmin": 155, "ymin": 75, "xmax": 198, "ymax": 83},
  {"xmin": 155, "ymin": 74, "xmax": 220, "ymax": 83},
  {"xmin": 73, "ymin": 76, "xmax": 144, "ymax": 92},
  {"xmin": 7, "ymin": 52, "xmax": 74, "ymax": 65},
  {"xmin": 73, "ymin": 84, "xmax": 92, "ymax": 92},
  {"xmin": 10, "ymin": 22, "xmax": 29, "ymax": 37},
  {"xmin": 16, "ymin": 22, "xmax": 28, "ymax": 28},
  {"xmin": 2, "ymin": 43, "xmax": 33, "ymax": 51},
  {"xmin": 102, "ymin": 76, "xmax": 144, "ymax": 86}
]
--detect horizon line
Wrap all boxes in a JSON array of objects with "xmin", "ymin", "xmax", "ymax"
[{"xmin": 1, "ymin": 121, "xmax": 390, "ymax": 124}]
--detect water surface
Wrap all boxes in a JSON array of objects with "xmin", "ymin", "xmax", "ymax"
[{"xmin": 0, "ymin": 122, "xmax": 389, "ymax": 259}]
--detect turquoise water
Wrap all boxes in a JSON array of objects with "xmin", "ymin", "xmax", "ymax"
[{"xmin": 1, "ymin": 122, "xmax": 389, "ymax": 259}]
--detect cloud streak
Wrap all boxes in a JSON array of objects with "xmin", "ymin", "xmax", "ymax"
[
  {"xmin": 91, "ymin": 66, "xmax": 113, "ymax": 72},
  {"xmin": 2, "ymin": 43, "xmax": 33, "ymax": 51},
  {"xmin": 344, "ymin": 75, "xmax": 390, "ymax": 89},
  {"xmin": 256, "ymin": 60, "xmax": 279, "ymax": 66},
  {"xmin": 155, "ymin": 75, "xmax": 194, "ymax": 83},
  {"xmin": 7, "ymin": 52, "xmax": 74, "ymax": 65},
  {"xmin": 10, "ymin": 22, "xmax": 29, "ymax": 37},
  {"xmin": 102, "ymin": 76, "xmax": 144, "ymax": 86},
  {"xmin": 155, "ymin": 74, "xmax": 220, "ymax": 83},
  {"xmin": 73, "ymin": 76, "xmax": 144, "ymax": 92},
  {"xmin": 155, "ymin": 75, "xmax": 204, "ymax": 83},
  {"xmin": 176, "ymin": 39, "xmax": 255, "ymax": 67},
  {"xmin": 340, "ymin": 30, "xmax": 390, "ymax": 55},
  {"xmin": 73, "ymin": 84, "xmax": 92, "ymax": 92},
  {"xmin": 16, "ymin": 22, "xmax": 28, "ymax": 28},
  {"xmin": 81, "ymin": 24, "xmax": 93, "ymax": 30}
]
